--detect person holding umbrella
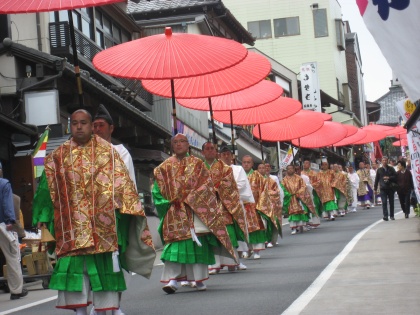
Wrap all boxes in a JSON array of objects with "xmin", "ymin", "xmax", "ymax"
[
  {"xmin": 152, "ymin": 134, "xmax": 236, "ymax": 293},
  {"xmin": 201, "ymin": 142, "xmax": 245, "ymax": 274},
  {"xmin": 241, "ymin": 156, "xmax": 268, "ymax": 259},
  {"xmin": 281, "ymin": 165, "xmax": 315, "ymax": 235}
]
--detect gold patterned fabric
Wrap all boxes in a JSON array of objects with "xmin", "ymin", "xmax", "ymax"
[
  {"xmin": 302, "ymin": 169, "xmax": 320, "ymax": 189},
  {"xmin": 259, "ymin": 176, "xmax": 282, "ymax": 227},
  {"xmin": 333, "ymin": 171, "xmax": 349, "ymax": 197},
  {"xmin": 282, "ymin": 174, "xmax": 315, "ymax": 215},
  {"xmin": 313, "ymin": 170, "xmax": 336, "ymax": 204},
  {"xmin": 245, "ymin": 171, "xmax": 267, "ymax": 232},
  {"xmin": 154, "ymin": 156, "xmax": 236, "ymax": 260},
  {"xmin": 357, "ymin": 169, "xmax": 373, "ymax": 196},
  {"xmin": 44, "ymin": 135, "xmax": 153, "ymax": 258},
  {"xmin": 208, "ymin": 160, "xmax": 247, "ymax": 234}
]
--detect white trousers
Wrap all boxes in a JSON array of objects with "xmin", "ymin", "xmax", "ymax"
[
  {"xmin": 0, "ymin": 229, "xmax": 23, "ymax": 294},
  {"xmin": 161, "ymin": 262, "xmax": 208, "ymax": 283}
]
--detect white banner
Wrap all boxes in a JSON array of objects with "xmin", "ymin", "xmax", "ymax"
[
  {"xmin": 357, "ymin": 0, "xmax": 420, "ymax": 101},
  {"xmin": 279, "ymin": 146, "xmax": 298, "ymax": 170},
  {"xmin": 300, "ymin": 62, "xmax": 321, "ymax": 112},
  {"xmin": 395, "ymin": 98, "xmax": 420, "ymax": 201}
]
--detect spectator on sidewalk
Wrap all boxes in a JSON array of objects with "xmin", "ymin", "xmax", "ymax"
[
  {"xmin": 375, "ymin": 157, "xmax": 397, "ymax": 221},
  {"xmin": 0, "ymin": 166, "xmax": 28, "ymax": 300},
  {"xmin": 396, "ymin": 160, "xmax": 413, "ymax": 219}
]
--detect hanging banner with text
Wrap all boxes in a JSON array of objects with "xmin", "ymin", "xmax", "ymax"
[
  {"xmin": 279, "ymin": 146, "xmax": 298, "ymax": 170},
  {"xmin": 300, "ymin": 62, "xmax": 321, "ymax": 112},
  {"xmin": 395, "ymin": 98, "xmax": 420, "ymax": 201}
]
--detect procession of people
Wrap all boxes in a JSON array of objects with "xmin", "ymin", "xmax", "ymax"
[{"xmin": 1, "ymin": 104, "xmax": 412, "ymax": 315}]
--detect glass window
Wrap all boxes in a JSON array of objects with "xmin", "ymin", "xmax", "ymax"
[
  {"xmin": 59, "ymin": 10, "xmax": 68, "ymax": 22},
  {"xmin": 121, "ymin": 31, "xmax": 130, "ymax": 43},
  {"xmin": 274, "ymin": 17, "xmax": 300, "ymax": 37},
  {"xmin": 247, "ymin": 20, "xmax": 272, "ymax": 39},
  {"xmin": 104, "ymin": 36, "xmax": 113, "ymax": 49},
  {"xmin": 82, "ymin": 18, "xmax": 91, "ymax": 38},
  {"xmin": 95, "ymin": 11, "xmax": 102, "ymax": 27},
  {"xmin": 112, "ymin": 24, "xmax": 121, "ymax": 42},
  {"xmin": 96, "ymin": 30, "xmax": 104, "ymax": 47},
  {"xmin": 313, "ymin": 9, "xmax": 328, "ymax": 37},
  {"xmin": 103, "ymin": 16, "xmax": 111, "ymax": 34}
]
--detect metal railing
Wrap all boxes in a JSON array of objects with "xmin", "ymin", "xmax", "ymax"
[{"xmin": 49, "ymin": 21, "xmax": 153, "ymax": 106}]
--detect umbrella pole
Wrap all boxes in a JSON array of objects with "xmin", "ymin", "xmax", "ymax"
[
  {"xmin": 171, "ymin": 79, "xmax": 178, "ymax": 135},
  {"xmin": 298, "ymin": 138, "xmax": 302, "ymax": 169},
  {"xmin": 230, "ymin": 111, "xmax": 236, "ymax": 165},
  {"xmin": 68, "ymin": 11, "xmax": 84, "ymax": 107},
  {"xmin": 208, "ymin": 97, "xmax": 217, "ymax": 145},
  {"xmin": 258, "ymin": 124, "xmax": 264, "ymax": 162}
]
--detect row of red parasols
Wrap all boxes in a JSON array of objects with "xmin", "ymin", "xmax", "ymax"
[{"xmin": 0, "ymin": 1, "xmax": 408, "ymax": 155}]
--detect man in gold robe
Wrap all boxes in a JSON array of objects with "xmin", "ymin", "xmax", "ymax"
[
  {"xmin": 333, "ymin": 164, "xmax": 349, "ymax": 217},
  {"xmin": 242, "ymin": 156, "xmax": 268, "ymax": 259},
  {"xmin": 152, "ymin": 134, "xmax": 235, "ymax": 293},
  {"xmin": 41, "ymin": 110, "xmax": 155, "ymax": 314},
  {"xmin": 201, "ymin": 142, "xmax": 246, "ymax": 274},
  {"xmin": 313, "ymin": 161, "xmax": 339, "ymax": 220},
  {"xmin": 301, "ymin": 160, "xmax": 322, "ymax": 218},
  {"xmin": 257, "ymin": 163, "xmax": 282, "ymax": 247},
  {"xmin": 357, "ymin": 162, "xmax": 374, "ymax": 209},
  {"xmin": 282, "ymin": 165, "xmax": 315, "ymax": 234}
]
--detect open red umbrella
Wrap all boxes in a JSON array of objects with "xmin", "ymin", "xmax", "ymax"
[
  {"xmin": 213, "ymin": 96, "xmax": 301, "ymax": 125},
  {"xmin": 252, "ymin": 110, "xmax": 325, "ymax": 142},
  {"xmin": 361, "ymin": 124, "xmax": 394, "ymax": 132},
  {"xmin": 142, "ymin": 52, "xmax": 271, "ymax": 99},
  {"xmin": 291, "ymin": 121, "xmax": 348, "ymax": 148},
  {"xmin": 334, "ymin": 129, "xmax": 367, "ymax": 147},
  {"xmin": 385, "ymin": 126, "xmax": 407, "ymax": 137},
  {"xmin": 392, "ymin": 139, "xmax": 408, "ymax": 147},
  {"xmin": 0, "ymin": 0, "xmax": 125, "ymax": 106},
  {"xmin": 93, "ymin": 27, "xmax": 248, "ymax": 134},
  {"xmin": 352, "ymin": 129, "xmax": 387, "ymax": 145},
  {"xmin": 343, "ymin": 124, "xmax": 358, "ymax": 137}
]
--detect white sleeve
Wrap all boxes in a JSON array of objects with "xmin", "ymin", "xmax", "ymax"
[
  {"xmin": 113, "ymin": 144, "xmax": 137, "ymax": 191},
  {"xmin": 232, "ymin": 165, "xmax": 255, "ymax": 203}
]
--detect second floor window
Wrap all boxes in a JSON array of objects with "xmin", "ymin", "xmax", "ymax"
[
  {"xmin": 247, "ymin": 20, "xmax": 272, "ymax": 39},
  {"xmin": 274, "ymin": 17, "xmax": 300, "ymax": 37},
  {"xmin": 95, "ymin": 11, "xmax": 130, "ymax": 49},
  {"xmin": 313, "ymin": 9, "xmax": 328, "ymax": 38}
]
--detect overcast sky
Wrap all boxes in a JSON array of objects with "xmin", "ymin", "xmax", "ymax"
[{"xmin": 339, "ymin": 0, "xmax": 392, "ymax": 102}]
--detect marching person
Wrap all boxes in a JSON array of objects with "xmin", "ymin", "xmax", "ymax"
[{"xmin": 374, "ymin": 157, "xmax": 397, "ymax": 221}]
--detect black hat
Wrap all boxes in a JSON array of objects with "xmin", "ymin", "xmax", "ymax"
[
  {"xmin": 219, "ymin": 146, "xmax": 231, "ymax": 153},
  {"xmin": 94, "ymin": 104, "xmax": 113, "ymax": 125}
]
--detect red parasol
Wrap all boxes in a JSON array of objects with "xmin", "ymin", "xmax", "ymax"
[
  {"xmin": 361, "ymin": 124, "xmax": 394, "ymax": 132},
  {"xmin": 0, "ymin": 0, "xmax": 126, "ymax": 106},
  {"xmin": 0, "ymin": 0, "xmax": 123, "ymax": 12},
  {"xmin": 212, "ymin": 97, "xmax": 301, "ymax": 125},
  {"xmin": 252, "ymin": 110, "xmax": 325, "ymax": 142},
  {"xmin": 142, "ymin": 52, "xmax": 271, "ymax": 99},
  {"xmin": 385, "ymin": 126, "xmax": 407, "ymax": 137},
  {"xmin": 93, "ymin": 27, "xmax": 248, "ymax": 134},
  {"xmin": 392, "ymin": 139, "xmax": 408, "ymax": 147},
  {"xmin": 351, "ymin": 129, "xmax": 387, "ymax": 145},
  {"xmin": 291, "ymin": 121, "xmax": 348, "ymax": 148},
  {"xmin": 93, "ymin": 27, "xmax": 247, "ymax": 80},
  {"xmin": 343, "ymin": 124, "xmax": 358, "ymax": 137},
  {"xmin": 334, "ymin": 129, "xmax": 367, "ymax": 147}
]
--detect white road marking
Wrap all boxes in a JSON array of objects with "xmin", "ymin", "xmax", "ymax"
[
  {"xmin": 281, "ymin": 216, "xmax": 389, "ymax": 315},
  {"xmin": 0, "ymin": 296, "xmax": 57, "ymax": 315}
]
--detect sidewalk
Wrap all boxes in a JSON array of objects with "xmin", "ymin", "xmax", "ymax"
[{"xmin": 293, "ymin": 211, "xmax": 420, "ymax": 315}]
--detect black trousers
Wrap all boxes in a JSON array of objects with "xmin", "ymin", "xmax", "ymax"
[
  {"xmin": 397, "ymin": 191, "xmax": 411, "ymax": 215},
  {"xmin": 380, "ymin": 189, "xmax": 395, "ymax": 218}
]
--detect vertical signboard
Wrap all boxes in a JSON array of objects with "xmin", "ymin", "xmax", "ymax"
[{"xmin": 300, "ymin": 62, "xmax": 321, "ymax": 112}]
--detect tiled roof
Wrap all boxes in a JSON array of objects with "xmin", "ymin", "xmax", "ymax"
[{"xmin": 127, "ymin": 0, "xmax": 220, "ymax": 14}]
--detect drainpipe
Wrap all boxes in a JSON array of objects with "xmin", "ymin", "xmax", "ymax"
[{"xmin": 36, "ymin": 13, "xmax": 42, "ymax": 52}]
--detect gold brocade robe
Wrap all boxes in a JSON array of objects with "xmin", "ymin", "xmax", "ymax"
[
  {"xmin": 301, "ymin": 169, "xmax": 321, "ymax": 189},
  {"xmin": 357, "ymin": 169, "xmax": 373, "ymax": 196},
  {"xmin": 44, "ymin": 135, "xmax": 154, "ymax": 258},
  {"xmin": 208, "ymin": 160, "xmax": 247, "ymax": 235},
  {"xmin": 282, "ymin": 174, "xmax": 315, "ymax": 215},
  {"xmin": 333, "ymin": 171, "xmax": 349, "ymax": 198},
  {"xmin": 313, "ymin": 170, "xmax": 336, "ymax": 204},
  {"xmin": 154, "ymin": 156, "xmax": 236, "ymax": 260},
  {"xmin": 246, "ymin": 171, "xmax": 267, "ymax": 232},
  {"xmin": 259, "ymin": 176, "xmax": 282, "ymax": 227}
]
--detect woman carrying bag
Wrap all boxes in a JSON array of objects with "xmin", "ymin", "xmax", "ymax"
[{"xmin": 396, "ymin": 160, "xmax": 414, "ymax": 218}]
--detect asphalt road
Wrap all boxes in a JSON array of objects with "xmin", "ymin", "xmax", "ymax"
[{"xmin": 0, "ymin": 204, "xmax": 396, "ymax": 315}]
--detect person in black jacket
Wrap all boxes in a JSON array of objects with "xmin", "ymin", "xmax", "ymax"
[
  {"xmin": 374, "ymin": 157, "xmax": 398, "ymax": 221},
  {"xmin": 396, "ymin": 160, "xmax": 414, "ymax": 218}
]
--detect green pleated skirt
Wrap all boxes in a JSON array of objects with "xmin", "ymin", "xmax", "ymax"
[
  {"xmin": 161, "ymin": 234, "xmax": 218, "ymax": 265},
  {"xmin": 50, "ymin": 253, "xmax": 126, "ymax": 292},
  {"xmin": 323, "ymin": 200, "xmax": 338, "ymax": 212}
]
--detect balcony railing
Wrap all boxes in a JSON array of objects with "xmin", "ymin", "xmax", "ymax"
[{"xmin": 49, "ymin": 21, "xmax": 153, "ymax": 106}]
